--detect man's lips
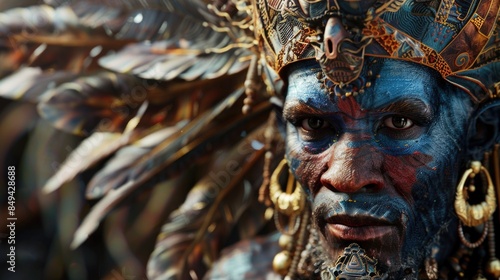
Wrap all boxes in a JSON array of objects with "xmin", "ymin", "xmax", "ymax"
[{"xmin": 324, "ymin": 215, "xmax": 399, "ymax": 241}]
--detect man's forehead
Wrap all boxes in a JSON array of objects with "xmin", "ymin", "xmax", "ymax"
[{"xmin": 285, "ymin": 59, "xmax": 439, "ymax": 111}]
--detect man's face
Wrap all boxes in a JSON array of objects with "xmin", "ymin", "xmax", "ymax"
[{"xmin": 283, "ymin": 59, "xmax": 474, "ymax": 276}]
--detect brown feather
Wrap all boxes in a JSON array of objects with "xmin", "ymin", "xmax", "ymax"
[
  {"xmin": 84, "ymin": 124, "xmax": 184, "ymax": 199},
  {"xmin": 37, "ymin": 72, "xmax": 148, "ymax": 135},
  {"xmin": 42, "ymin": 101, "xmax": 148, "ymax": 194},
  {"xmin": 0, "ymin": 67, "xmax": 77, "ymax": 101},
  {"xmin": 147, "ymin": 124, "xmax": 270, "ymax": 279},
  {"xmin": 70, "ymin": 90, "xmax": 271, "ymax": 249}
]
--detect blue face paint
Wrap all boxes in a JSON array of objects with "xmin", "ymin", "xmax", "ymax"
[{"xmin": 282, "ymin": 58, "xmax": 475, "ymax": 277}]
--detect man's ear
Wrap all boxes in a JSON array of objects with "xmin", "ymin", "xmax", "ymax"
[{"xmin": 467, "ymin": 100, "xmax": 500, "ymax": 159}]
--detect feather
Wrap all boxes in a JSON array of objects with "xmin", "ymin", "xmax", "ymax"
[
  {"xmin": 0, "ymin": 0, "xmax": 39, "ymax": 11},
  {"xmin": 0, "ymin": 5, "xmax": 118, "ymax": 46},
  {"xmin": 204, "ymin": 234, "xmax": 281, "ymax": 279},
  {"xmin": 43, "ymin": 132, "xmax": 121, "ymax": 192},
  {"xmin": 42, "ymin": 69, "xmax": 246, "ymax": 195},
  {"xmin": 0, "ymin": 1, "xmax": 253, "ymax": 84},
  {"xmin": 0, "ymin": 39, "xmax": 30, "ymax": 77},
  {"xmin": 85, "ymin": 122, "xmax": 186, "ymax": 199},
  {"xmin": 42, "ymin": 101, "xmax": 148, "ymax": 194},
  {"xmin": 0, "ymin": 4, "xmax": 136, "ymax": 46},
  {"xmin": 70, "ymin": 88, "xmax": 245, "ymax": 248},
  {"xmin": 43, "ymin": 0, "xmax": 216, "ymax": 23},
  {"xmin": 26, "ymin": 44, "xmax": 109, "ymax": 73},
  {"xmin": 70, "ymin": 89, "xmax": 272, "ymax": 249},
  {"xmin": 99, "ymin": 172, "xmax": 194, "ymax": 280},
  {"xmin": 0, "ymin": 39, "xmax": 116, "ymax": 75},
  {"xmin": 37, "ymin": 72, "xmax": 148, "ymax": 136},
  {"xmin": 91, "ymin": 1, "xmax": 254, "ymax": 81},
  {"xmin": 68, "ymin": 2, "xmax": 125, "ymax": 30},
  {"xmin": 0, "ymin": 67, "xmax": 77, "ymax": 101},
  {"xmin": 100, "ymin": 43, "xmax": 251, "ymax": 81},
  {"xmin": 0, "ymin": 15, "xmax": 124, "ymax": 79},
  {"xmin": 147, "ymin": 125, "xmax": 270, "ymax": 279},
  {"xmin": 0, "ymin": 5, "xmax": 72, "ymax": 36}
]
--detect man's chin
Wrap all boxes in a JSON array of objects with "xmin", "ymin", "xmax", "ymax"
[{"xmin": 318, "ymin": 227, "xmax": 403, "ymax": 275}]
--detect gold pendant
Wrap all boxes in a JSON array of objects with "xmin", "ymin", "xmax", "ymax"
[{"xmin": 321, "ymin": 243, "xmax": 382, "ymax": 280}]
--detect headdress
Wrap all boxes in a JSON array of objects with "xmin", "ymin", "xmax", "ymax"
[
  {"xmin": 0, "ymin": 0, "xmax": 498, "ymax": 279},
  {"xmin": 255, "ymin": 0, "xmax": 500, "ymax": 102}
]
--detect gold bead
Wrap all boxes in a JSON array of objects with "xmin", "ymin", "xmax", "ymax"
[
  {"xmin": 243, "ymin": 97, "xmax": 254, "ymax": 105},
  {"xmin": 273, "ymin": 251, "xmax": 292, "ymax": 276},
  {"xmin": 474, "ymin": 273, "xmax": 487, "ymax": 280},
  {"xmin": 487, "ymin": 258, "xmax": 500, "ymax": 278},
  {"xmin": 242, "ymin": 105, "xmax": 251, "ymax": 115},
  {"xmin": 278, "ymin": 234, "xmax": 293, "ymax": 248},
  {"xmin": 471, "ymin": 161, "xmax": 481, "ymax": 174}
]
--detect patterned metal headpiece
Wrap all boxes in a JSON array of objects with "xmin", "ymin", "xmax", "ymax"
[{"xmin": 254, "ymin": 0, "xmax": 500, "ymax": 102}]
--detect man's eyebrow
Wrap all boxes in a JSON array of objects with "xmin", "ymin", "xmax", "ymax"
[
  {"xmin": 283, "ymin": 98, "xmax": 433, "ymax": 123},
  {"xmin": 282, "ymin": 100, "xmax": 328, "ymax": 121},
  {"xmin": 377, "ymin": 99, "xmax": 434, "ymax": 122}
]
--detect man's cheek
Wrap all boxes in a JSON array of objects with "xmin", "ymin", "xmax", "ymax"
[
  {"xmin": 290, "ymin": 156, "xmax": 326, "ymax": 195},
  {"xmin": 382, "ymin": 152, "xmax": 433, "ymax": 203}
]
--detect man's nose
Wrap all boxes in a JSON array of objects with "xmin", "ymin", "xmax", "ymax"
[{"xmin": 320, "ymin": 134, "xmax": 384, "ymax": 193}]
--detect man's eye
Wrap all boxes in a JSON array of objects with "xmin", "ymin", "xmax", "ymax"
[
  {"xmin": 383, "ymin": 116, "xmax": 414, "ymax": 130},
  {"xmin": 301, "ymin": 118, "xmax": 329, "ymax": 131}
]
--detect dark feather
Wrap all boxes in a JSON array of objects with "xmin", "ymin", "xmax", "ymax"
[
  {"xmin": 43, "ymin": 132, "xmax": 122, "ymax": 193},
  {"xmin": 0, "ymin": 67, "xmax": 77, "ymax": 101},
  {"xmin": 42, "ymin": 101, "xmax": 148, "ymax": 194},
  {"xmin": 0, "ymin": 0, "xmax": 39, "ymax": 11},
  {"xmin": 41, "ymin": 70, "xmax": 246, "ymax": 195},
  {"xmin": 0, "ymin": 5, "xmax": 113, "ymax": 43},
  {"xmin": 85, "ymin": 123, "xmax": 185, "ymax": 199},
  {"xmin": 70, "ymin": 89, "xmax": 271, "ymax": 249},
  {"xmin": 0, "ymin": 2, "xmax": 252, "ymax": 83},
  {"xmin": 70, "ymin": 88, "xmax": 245, "ymax": 248},
  {"xmin": 43, "ymin": 0, "xmax": 216, "ymax": 23},
  {"xmin": 37, "ymin": 72, "xmax": 148, "ymax": 136},
  {"xmin": 99, "ymin": 43, "xmax": 251, "ymax": 81},
  {"xmin": 147, "ymin": 125, "xmax": 270, "ymax": 279}
]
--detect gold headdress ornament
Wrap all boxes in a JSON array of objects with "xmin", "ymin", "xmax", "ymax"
[{"xmin": 254, "ymin": 0, "xmax": 500, "ymax": 102}]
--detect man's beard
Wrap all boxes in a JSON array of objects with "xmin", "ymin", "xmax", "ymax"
[
  {"xmin": 308, "ymin": 230, "xmax": 408, "ymax": 280},
  {"xmin": 310, "ymin": 191, "xmax": 408, "ymax": 273},
  {"xmin": 306, "ymin": 218, "xmax": 456, "ymax": 280}
]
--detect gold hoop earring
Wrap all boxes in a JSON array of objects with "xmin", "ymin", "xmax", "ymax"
[
  {"xmin": 269, "ymin": 158, "xmax": 306, "ymax": 217},
  {"xmin": 454, "ymin": 161, "xmax": 497, "ymax": 227},
  {"xmin": 269, "ymin": 158, "xmax": 308, "ymax": 276}
]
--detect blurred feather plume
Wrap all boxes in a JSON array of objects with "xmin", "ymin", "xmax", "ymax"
[{"xmin": 0, "ymin": 0, "xmax": 282, "ymax": 279}]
